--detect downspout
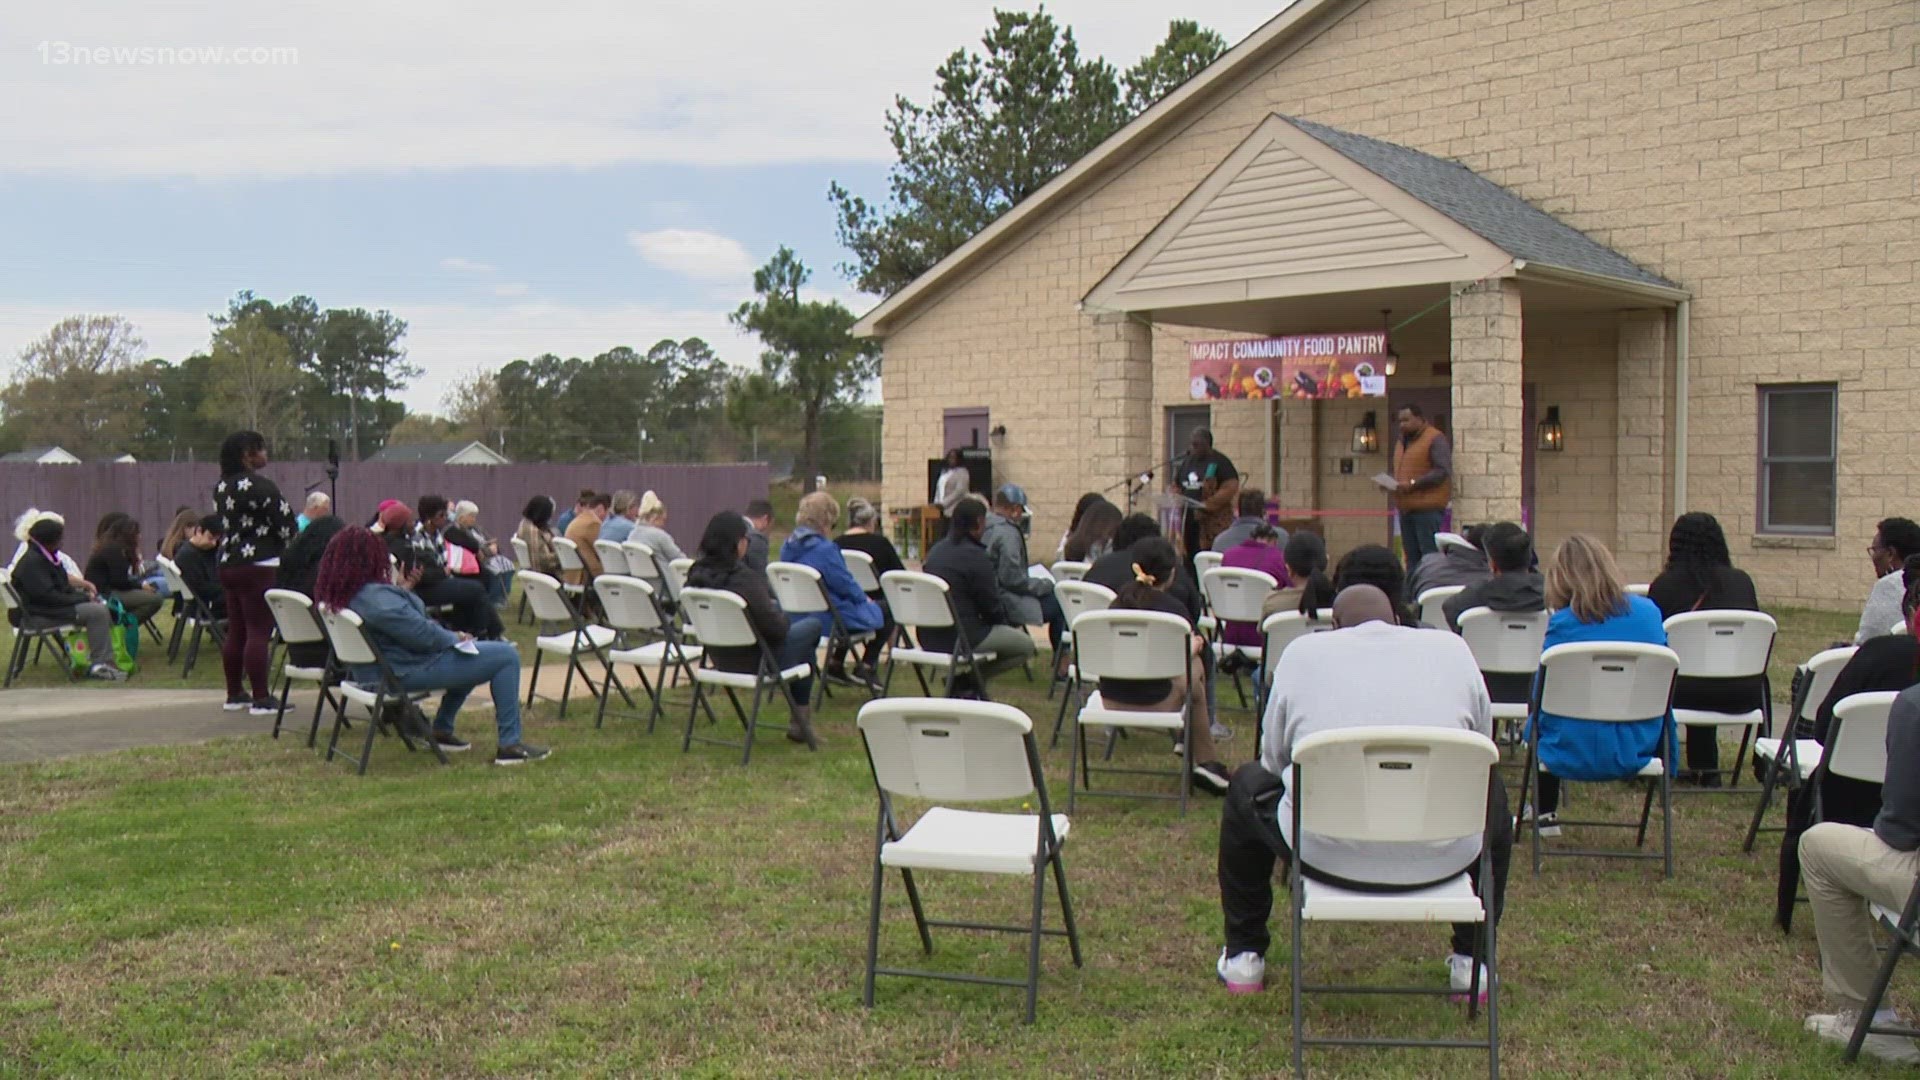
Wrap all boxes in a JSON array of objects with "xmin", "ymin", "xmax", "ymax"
[
  {"xmin": 1673, "ymin": 299, "xmax": 1690, "ymax": 514},
  {"xmin": 1264, "ymin": 397, "xmax": 1277, "ymax": 502}
]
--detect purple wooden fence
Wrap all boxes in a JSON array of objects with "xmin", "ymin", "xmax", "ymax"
[{"xmin": 0, "ymin": 461, "xmax": 770, "ymax": 555}]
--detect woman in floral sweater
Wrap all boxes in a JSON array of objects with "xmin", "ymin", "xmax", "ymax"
[{"xmin": 212, "ymin": 430, "xmax": 297, "ymax": 714}]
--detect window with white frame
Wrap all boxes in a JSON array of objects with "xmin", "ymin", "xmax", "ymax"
[{"xmin": 1758, "ymin": 384, "xmax": 1837, "ymax": 535}]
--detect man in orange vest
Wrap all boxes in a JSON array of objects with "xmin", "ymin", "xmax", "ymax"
[{"xmin": 1392, "ymin": 404, "xmax": 1453, "ymax": 565}]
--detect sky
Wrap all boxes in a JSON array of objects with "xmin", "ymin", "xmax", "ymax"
[{"xmin": 0, "ymin": 1, "xmax": 1285, "ymax": 411}]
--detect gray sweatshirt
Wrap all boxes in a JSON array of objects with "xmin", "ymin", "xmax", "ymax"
[
  {"xmin": 1877, "ymin": 686, "xmax": 1920, "ymax": 851},
  {"xmin": 1857, "ymin": 570, "xmax": 1905, "ymax": 644},
  {"xmin": 1261, "ymin": 621, "xmax": 1493, "ymax": 884}
]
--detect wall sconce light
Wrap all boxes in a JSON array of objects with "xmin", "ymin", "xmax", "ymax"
[
  {"xmin": 1538, "ymin": 405, "xmax": 1565, "ymax": 452},
  {"xmin": 989, "ymin": 424, "xmax": 1008, "ymax": 442},
  {"xmin": 1352, "ymin": 410, "xmax": 1380, "ymax": 454},
  {"xmin": 1379, "ymin": 309, "xmax": 1399, "ymax": 377}
]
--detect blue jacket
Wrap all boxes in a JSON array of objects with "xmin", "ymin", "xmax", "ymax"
[
  {"xmin": 779, "ymin": 527, "xmax": 884, "ymax": 633},
  {"xmin": 1527, "ymin": 595, "xmax": 1679, "ymax": 780},
  {"xmin": 347, "ymin": 582, "xmax": 458, "ymax": 683}
]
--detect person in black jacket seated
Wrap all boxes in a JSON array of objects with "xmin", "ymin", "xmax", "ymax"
[
  {"xmin": 11, "ymin": 516, "xmax": 123, "ymax": 680},
  {"xmin": 377, "ymin": 498, "xmax": 501, "ymax": 641},
  {"xmin": 1442, "ymin": 522, "xmax": 1546, "ymax": 632},
  {"xmin": 1648, "ymin": 512, "xmax": 1763, "ymax": 785},
  {"xmin": 1775, "ymin": 555, "xmax": 1920, "ymax": 930},
  {"xmin": 685, "ymin": 511, "xmax": 824, "ymax": 749},
  {"xmin": 172, "ymin": 515, "xmax": 227, "ymax": 619},
  {"xmin": 919, "ymin": 498, "xmax": 1037, "ymax": 694},
  {"xmin": 832, "ymin": 496, "xmax": 903, "ymax": 685},
  {"xmin": 273, "ymin": 510, "xmax": 342, "ymax": 668},
  {"xmin": 1086, "ymin": 512, "xmax": 1219, "ymax": 734},
  {"xmin": 84, "ymin": 514, "xmax": 164, "ymax": 623},
  {"xmin": 1101, "ymin": 537, "xmax": 1231, "ymax": 794}
]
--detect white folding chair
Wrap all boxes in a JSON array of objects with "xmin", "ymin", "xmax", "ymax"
[
  {"xmin": 155, "ymin": 555, "xmax": 224, "ymax": 677},
  {"xmin": 314, "ymin": 607, "xmax": 445, "ymax": 775},
  {"xmin": 767, "ymin": 561, "xmax": 862, "ymax": 706},
  {"xmin": 510, "ymin": 536, "xmax": 535, "ymax": 623},
  {"xmin": 1663, "ymin": 610, "xmax": 1777, "ymax": 791},
  {"xmin": 1047, "ymin": 580, "xmax": 1116, "ymax": 747},
  {"xmin": 1433, "ymin": 531, "xmax": 1473, "ymax": 553},
  {"xmin": 1202, "ymin": 566, "xmax": 1276, "ymax": 709},
  {"xmin": 1259, "ymin": 610, "xmax": 1334, "ymax": 688},
  {"xmin": 667, "ymin": 558, "xmax": 692, "ymax": 600},
  {"xmin": 844, "ymin": 549, "xmax": 882, "ymax": 593},
  {"xmin": 1193, "ymin": 550, "xmax": 1224, "ymax": 581},
  {"xmin": 594, "ymin": 539, "xmax": 631, "ymax": 577},
  {"xmin": 1819, "ymin": 690, "xmax": 1894, "ymax": 799},
  {"xmin": 856, "ymin": 698, "xmax": 1081, "ymax": 1024},
  {"xmin": 878, "ymin": 571, "xmax": 997, "ymax": 700},
  {"xmin": 678, "ymin": 587, "xmax": 812, "ymax": 765},
  {"xmin": 1416, "ymin": 585, "xmax": 1467, "ymax": 630},
  {"xmin": 521, "ymin": 571, "xmax": 627, "ymax": 719},
  {"xmin": 550, "ymin": 538, "xmax": 589, "ymax": 596},
  {"xmin": 1846, "ymin": 865, "xmax": 1920, "ymax": 1061},
  {"xmin": 620, "ymin": 540, "xmax": 662, "ymax": 585},
  {"xmin": 1068, "ymin": 609, "xmax": 1196, "ymax": 815},
  {"xmin": 0, "ymin": 568, "xmax": 81, "ymax": 688},
  {"xmin": 1049, "ymin": 560, "xmax": 1090, "ymax": 583},
  {"xmin": 263, "ymin": 589, "xmax": 339, "ymax": 746},
  {"xmin": 1456, "ymin": 607, "xmax": 1548, "ymax": 747},
  {"xmin": 1287, "ymin": 727, "xmax": 1501, "ymax": 1078},
  {"xmin": 1743, "ymin": 644, "xmax": 1856, "ymax": 851},
  {"xmin": 592, "ymin": 574, "xmax": 705, "ymax": 732},
  {"xmin": 1521, "ymin": 642, "xmax": 1680, "ymax": 878}
]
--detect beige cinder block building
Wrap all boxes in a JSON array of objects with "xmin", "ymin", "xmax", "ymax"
[{"xmin": 854, "ymin": 0, "xmax": 1916, "ymax": 606}]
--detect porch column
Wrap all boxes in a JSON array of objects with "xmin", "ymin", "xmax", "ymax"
[
  {"xmin": 1089, "ymin": 311, "xmax": 1154, "ymax": 500},
  {"xmin": 1614, "ymin": 310, "xmax": 1673, "ymax": 580},
  {"xmin": 1449, "ymin": 279, "xmax": 1525, "ymax": 524}
]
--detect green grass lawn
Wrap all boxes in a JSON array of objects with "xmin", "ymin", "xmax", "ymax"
[{"xmin": 1, "ymin": 603, "xmax": 1909, "ymax": 1077}]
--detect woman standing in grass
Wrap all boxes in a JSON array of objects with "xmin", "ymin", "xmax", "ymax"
[{"xmin": 212, "ymin": 431, "xmax": 296, "ymax": 715}]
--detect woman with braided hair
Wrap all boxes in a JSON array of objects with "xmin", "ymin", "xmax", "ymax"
[
  {"xmin": 1098, "ymin": 536, "xmax": 1230, "ymax": 795},
  {"xmin": 1648, "ymin": 511, "xmax": 1763, "ymax": 784}
]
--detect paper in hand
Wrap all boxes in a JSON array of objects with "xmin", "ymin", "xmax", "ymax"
[
  {"xmin": 1371, "ymin": 473, "xmax": 1401, "ymax": 493},
  {"xmin": 454, "ymin": 638, "xmax": 480, "ymax": 655}
]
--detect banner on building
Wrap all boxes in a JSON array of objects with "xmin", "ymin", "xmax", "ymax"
[{"xmin": 1187, "ymin": 332, "xmax": 1390, "ymax": 401}]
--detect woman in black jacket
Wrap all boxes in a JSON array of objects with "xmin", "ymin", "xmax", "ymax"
[
  {"xmin": 84, "ymin": 515, "xmax": 164, "ymax": 622},
  {"xmin": 11, "ymin": 516, "xmax": 123, "ymax": 681},
  {"xmin": 1648, "ymin": 512, "xmax": 1764, "ymax": 784},
  {"xmin": 685, "ymin": 511, "xmax": 824, "ymax": 749},
  {"xmin": 213, "ymin": 430, "xmax": 298, "ymax": 713},
  {"xmin": 274, "ymin": 512, "xmax": 345, "ymax": 668}
]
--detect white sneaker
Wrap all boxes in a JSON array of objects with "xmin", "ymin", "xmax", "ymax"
[
  {"xmin": 1217, "ymin": 949, "xmax": 1265, "ymax": 994},
  {"xmin": 1210, "ymin": 722, "xmax": 1233, "ymax": 743},
  {"xmin": 1806, "ymin": 1010, "xmax": 1920, "ymax": 1064},
  {"xmin": 1534, "ymin": 811, "xmax": 1561, "ymax": 838},
  {"xmin": 1447, "ymin": 953, "xmax": 1489, "ymax": 1004}
]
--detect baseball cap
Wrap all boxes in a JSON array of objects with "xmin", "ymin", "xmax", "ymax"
[{"xmin": 996, "ymin": 483, "xmax": 1028, "ymax": 507}]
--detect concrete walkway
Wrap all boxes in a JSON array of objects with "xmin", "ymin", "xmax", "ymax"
[{"xmin": 0, "ymin": 656, "xmax": 668, "ymax": 765}]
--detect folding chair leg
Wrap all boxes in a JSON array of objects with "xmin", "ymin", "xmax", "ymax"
[
  {"xmin": 356, "ymin": 693, "xmax": 382, "ymax": 775},
  {"xmin": 741, "ymin": 685, "xmax": 763, "ymax": 766},
  {"xmin": 899, "ymin": 867, "xmax": 934, "ymax": 954},
  {"xmin": 863, "ymin": 835, "xmax": 885, "ymax": 1009},
  {"xmin": 307, "ymin": 684, "xmax": 332, "ymax": 749},
  {"xmin": 1050, "ymin": 675, "xmax": 1077, "ymax": 749},
  {"xmin": 558, "ymin": 654, "xmax": 580, "ymax": 718},
  {"xmin": 270, "ymin": 674, "xmax": 293, "ymax": 739},
  {"xmin": 323, "ymin": 694, "xmax": 350, "ymax": 763},
  {"xmin": 1051, "ymin": 850, "xmax": 1083, "ymax": 966},
  {"xmin": 1635, "ymin": 781, "xmax": 1656, "ymax": 847},
  {"xmin": 683, "ymin": 682, "xmax": 706, "ymax": 752},
  {"xmin": 1847, "ymin": 926, "xmax": 1910, "ymax": 1062},
  {"xmin": 1744, "ymin": 749, "xmax": 1789, "ymax": 852},
  {"xmin": 182, "ymin": 623, "xmax": 203, "ymax": 678},
  {"xmin": 1025, "ymin": 858, "xmax": 1047, "ymax": 1024},
  {"xmin": 526, "ymin": 650, "xmax": 543, "ymax": 710},
  {"xmin": 1291, "ymin": 882, "xmax": 1307, "ymax": 1078},
  {"xmin": 1660, "ymin": 770, "xmax": 1674, "ymax": 879}
]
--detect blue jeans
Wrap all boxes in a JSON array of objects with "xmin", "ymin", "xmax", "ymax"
[
  {"xmin": 483, "ymin": 568, "xmax": 513, "ymax": 606},
  {"xmin": 1400, "ymin": 509, "xmax": 1446, "ymax": 566},
  {"xmin": 400, "ymin": 640, "xmax": 524, "ymax": 747},
  {"xmin": 775, "ymin": 616, "xmax": 824, "ymax": 704}
]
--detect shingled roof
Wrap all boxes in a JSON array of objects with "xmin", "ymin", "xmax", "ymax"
[{"xmin": 1286, "ymin": 116, "xmax": 1678, "ymax": 291}]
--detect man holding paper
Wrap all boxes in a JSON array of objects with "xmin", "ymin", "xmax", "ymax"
[{"xmin": 1390, "ymin": 404, "xmax": 1453, "ymax": 566}]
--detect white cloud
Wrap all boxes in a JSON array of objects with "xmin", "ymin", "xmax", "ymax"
[
  {"xmin": 628, "ymin": 229, "xmax": 756, "ymax": 284},
  {"xmin": 0, "ymin": 1, "xmax": 1280, "ymax": 175}
]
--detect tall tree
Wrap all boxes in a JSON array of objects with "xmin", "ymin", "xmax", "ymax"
[
  {"xmin": 0, "ymin": 315, "xmax": 150, "ymax": 457},
  {"xmin": 316, "ymin": 307, "xmax": 416, "ymax": 459},
  {"xmin": 201, "ymin": 313, "xmax": 304, "ymax": 449},
  {"xmin": 1123, "ymin": 20, "xmax": 1227, "ymax": 113},
  {"xmin": 828, "ymin": 8, "xmax": 1125, "ymax": 297},
  {"xmin": 730, "ymin": 248, "xmax": 877, "ymax": 493},
  {"xmin": 15, "ymin": 314, "xmax": 147, "ymax": 380},
  {"xmin": 442, "ymin": 368, "xmax": 506, "ymax": 449}
]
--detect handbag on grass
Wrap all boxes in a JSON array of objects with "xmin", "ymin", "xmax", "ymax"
[{"xmin": 105, "ymin": 596, "xmax": 140, "ymax": 674}]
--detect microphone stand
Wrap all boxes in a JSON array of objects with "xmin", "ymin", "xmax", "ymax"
[{"xmin": 1102, "ymin": 452, "xmax": 1188, "ymax": 514}]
